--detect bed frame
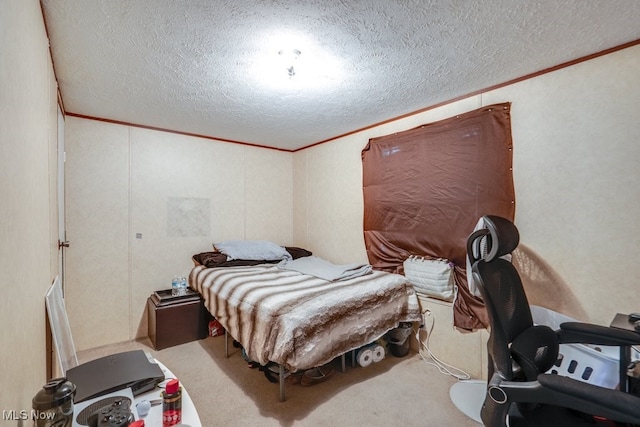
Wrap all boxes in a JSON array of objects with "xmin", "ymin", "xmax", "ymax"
[
  {"xmin": 223, "ymin": 330, "xmax": 355, "ymax": 401},
  {"xmin": 190, "ymin": 262, "xmax": 421, "ymax": 401}
]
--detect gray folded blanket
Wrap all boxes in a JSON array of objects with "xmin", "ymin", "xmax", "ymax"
[{"xmin": 278, "ymin": 256, "xmax": 372, "ymax": 281}]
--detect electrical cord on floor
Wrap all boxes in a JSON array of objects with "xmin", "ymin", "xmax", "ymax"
[{"xmin": 414, "ymin": 309, "xmax": 471, "ymax": 381}]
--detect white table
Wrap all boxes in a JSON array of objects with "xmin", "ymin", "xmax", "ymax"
[{"xmin": 72, "ymin": 358, "xmax": 201, "ymax": 427}]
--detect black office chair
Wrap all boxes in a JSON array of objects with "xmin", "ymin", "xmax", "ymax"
[{"xmin": 468, "ymin": 215, "xmax": 640, "ymax": 427}]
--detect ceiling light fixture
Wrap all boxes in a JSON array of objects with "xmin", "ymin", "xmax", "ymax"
[{"xmin": 278, "ymin": 49, "xmax": 301, "ymax": 78}]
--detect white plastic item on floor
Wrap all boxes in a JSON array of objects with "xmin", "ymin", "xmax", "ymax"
[{"xmin": 530, "ymin": 305, "xmax": 619, "ymax": 389}]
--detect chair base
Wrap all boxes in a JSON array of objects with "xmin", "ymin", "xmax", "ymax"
[{"xmin": 449, "ymin": 379, "xmax": 485, "ymax": 424}]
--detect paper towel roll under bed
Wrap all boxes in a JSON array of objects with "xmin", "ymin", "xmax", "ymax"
[
  {"xmin": 356, "ymin": 347, "xmax": 373, "ymax": 367},
  {"xmin": 371, "ymin": 344, "xmax": 385, "ymax": 363},
  {"xmin": 356, "ymin": 344, "xmax": 386, "ymax": 367}
]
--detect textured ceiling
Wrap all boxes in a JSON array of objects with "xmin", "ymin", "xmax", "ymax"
[{"xmin": 41, "ymin": 0, "xmax": 640, "ymax": 151}]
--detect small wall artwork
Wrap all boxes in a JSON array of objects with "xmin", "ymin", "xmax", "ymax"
[{"xmin": 167, "ymin": 197, "xmax": 210, "ymax": 237}]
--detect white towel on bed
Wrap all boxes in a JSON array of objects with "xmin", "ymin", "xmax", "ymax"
[{"xmin": 278, "ymin": 256, "xmax": 372, "ymax": 281}]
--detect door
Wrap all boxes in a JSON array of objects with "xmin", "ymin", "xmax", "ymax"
[
  {"xmin": 48, "ymin": 104, "xmax": 68, "ymax": 379},
  {"xmin": 57, "ymin": 105, "xmax": 68, "ymax": 287}
]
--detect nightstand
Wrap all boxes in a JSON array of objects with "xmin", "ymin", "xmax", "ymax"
[{"xmin": 147, "ymin": 288, "xmax": 211, "ymax": 350}]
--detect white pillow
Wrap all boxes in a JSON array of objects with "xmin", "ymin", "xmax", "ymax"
[{"xmin": 214, "ymin": 240, "xmax": 292, "ymax": 261}]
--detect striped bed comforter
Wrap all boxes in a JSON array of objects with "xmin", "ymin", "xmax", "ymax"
[{"xmin": 189, "ymin": 263, "xmax": 422, "ymax": 371}]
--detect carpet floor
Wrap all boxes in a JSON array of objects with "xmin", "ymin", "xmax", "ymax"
[{"xmin": 77, "ymin": 336, "xmax": 482, "ymax": 426}]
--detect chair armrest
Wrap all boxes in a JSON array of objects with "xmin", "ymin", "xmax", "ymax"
[
  {"xmin": 538, "ymin": 374, "xmax": 640, "ymax": 422},
  {"xmin": 490, "ymin": 373, "xmax": 640, "ymax": 424},
  {"xmin": 557, "ymin": 322, "xmax": 640, "ymax": 346}
]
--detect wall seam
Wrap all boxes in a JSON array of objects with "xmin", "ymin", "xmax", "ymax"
[
  {"xmin": 305, "ymin": 151, "xmax": 309, "ymax": 249},
  {"xmin": 243, "ymin": 147, "xmax": 247, "ymax": 239},
  {"xmin": 127, "ymin": 126, "xmax": 133, "ymax": 340}
]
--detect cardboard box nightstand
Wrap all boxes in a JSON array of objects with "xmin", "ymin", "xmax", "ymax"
[{"xmin": 147, "ymin": 289, "xmax": 211, "ymax": 350}]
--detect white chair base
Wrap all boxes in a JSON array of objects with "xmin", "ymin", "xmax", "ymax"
[{"xmin": 449, "ymin": 379, "xmax": 485, "ymax": 424}]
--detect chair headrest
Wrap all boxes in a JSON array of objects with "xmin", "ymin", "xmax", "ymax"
[{"xmin": 472, "ymin": 215, "xmax": 520, "ymax": 262}]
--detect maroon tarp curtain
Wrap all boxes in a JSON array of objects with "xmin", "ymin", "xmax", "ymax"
[{"xmin": 361, "ymin": 103, "xmax": 515, "ymax": 330}]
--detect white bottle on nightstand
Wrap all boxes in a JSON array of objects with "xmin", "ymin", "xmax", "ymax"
[{"xmin": 172, "ymin": 275, "xmax": 188, "ymax": 296}]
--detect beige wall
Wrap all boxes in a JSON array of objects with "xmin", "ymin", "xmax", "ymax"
[
  {"xmin": 65, "ymin": 119, "xmax": 294, "ymax": 350},
  {"xmin": 294, "ymin": 45, "xmax": 640, "ymax": 377},
  {"xmin": 1, "ymin": 0, "xmax": 60, "ymax": 413},
  {"xmin": 484, "ymin": 46, "xmax": 640, "ymax": 323},
  {"xmin": 295, "ymin": 44, "xmax": 640, "ymax": 325}
]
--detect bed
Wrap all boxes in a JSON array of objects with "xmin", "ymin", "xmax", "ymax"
[{"xmin": 188, "ymin": 248, "xmax": 422, "ymax": 400}]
